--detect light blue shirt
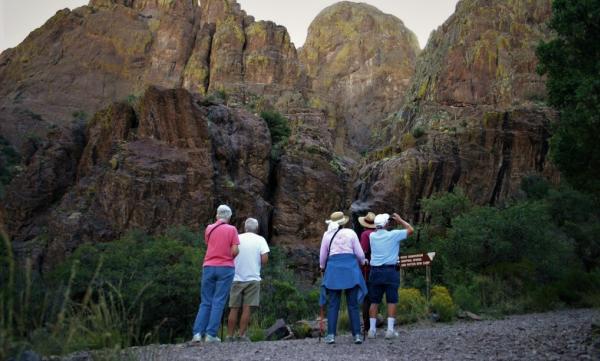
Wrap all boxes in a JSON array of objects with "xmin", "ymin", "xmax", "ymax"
[{"xmin": 369, "ymin": 229, "xmax": 408, "ymax": 266}]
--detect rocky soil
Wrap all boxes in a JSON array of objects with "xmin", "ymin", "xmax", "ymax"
[{"xmin": 64, "ymin": 309, "xmax": 599, "ymax": 361}]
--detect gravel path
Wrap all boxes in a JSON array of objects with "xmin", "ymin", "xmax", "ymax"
[{"xmin": 74, "ymin": 309, "xmax": 600, "ymax": 361}]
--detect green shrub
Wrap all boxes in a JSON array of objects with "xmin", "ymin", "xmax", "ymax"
[
  {"xmin": 521, "ymin": 175, "xmax": 550, "ymax": 200},
  {"xmin": 452, "ymin": 284, "xmax": 481, "ymax": 312},
  {"xmin": 430, "ymin": 286, "xmax": 456, "ymax": 322},
  {"xmin": 49, "ymin": 227, "xmax": 203, "ymax": 342},
  {"xmin": 397, "ymin": 288, "xmax": 428, "ymax": 324},
  {"xmin": 260, "ymin": 110, "xmax": 291, "ymax": 146},
  {"xmin": 411, "ymin": 126, "xmax": 426, "ymax": 139}
]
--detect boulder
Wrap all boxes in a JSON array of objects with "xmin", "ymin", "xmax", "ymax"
[{"xmin": 265, "ymin": 319, "xmax": 292, "ymax": 341}]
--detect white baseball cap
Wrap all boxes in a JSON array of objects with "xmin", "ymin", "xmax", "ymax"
[{"xmin": 374, "ymin": 213, "xmax": 390, "ymax": 228}]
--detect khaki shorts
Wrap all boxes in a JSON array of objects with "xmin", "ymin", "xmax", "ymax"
[{"xmin": 229, "ymin": 281, "xmax": 261, "ymax": 307}]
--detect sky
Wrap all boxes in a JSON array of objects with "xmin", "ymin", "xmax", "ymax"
[{"xmin": 0, "ymin": 0, "xmax": 460, "ymax": 52}]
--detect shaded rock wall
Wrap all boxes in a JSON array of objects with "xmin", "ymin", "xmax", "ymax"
[{"xmin": 5, "ymin": 87, "xmax": 272, "ymax": 269}]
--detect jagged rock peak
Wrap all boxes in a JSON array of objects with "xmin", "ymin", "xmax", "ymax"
[
  {"xmin": 299, "ymin": 1, "xmax": 420, "ymax": 154},
  {"xmin": 405, "ymin": 0, "xmax": 553, "ymax": 108}
]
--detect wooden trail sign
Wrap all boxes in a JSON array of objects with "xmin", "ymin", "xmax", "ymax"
[
  {"xmin": 400, "ymin": 252, "xmax": 436, "ymax": 268},
  {"xmin": 399, "ymin": 252, "xmax": 436, "ymax": 300}
]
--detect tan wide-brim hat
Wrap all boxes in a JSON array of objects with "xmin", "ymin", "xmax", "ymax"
[
  {"xmin": 358, "ymin": 212, "xmax": 377, "ymax": 229},
  {"xmin": 326, "ymin": 211, "xmax": 349, "ymax": 226}
]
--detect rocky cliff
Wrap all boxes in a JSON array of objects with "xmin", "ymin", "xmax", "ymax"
[
  {"xmin": 300, "ymin": 2, "xmax": 420, "ymax": 154},
  {"xmin": 0, "ymin": 0, "xmax": 559, "ymax": 279},
  {"xmin": 5, "ymin": 86, "xmax": 274, "ymax": 269},
  {"xmin": 352, "ymin": 0, "xmax": 557, "ymax": 220},
  {"xmin": 0, "ymin": 0, "xmax": 303, "ymax": 150}
]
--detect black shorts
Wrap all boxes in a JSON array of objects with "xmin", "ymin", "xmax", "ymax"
[{"xmin": 368, "ymin": 265, "xmax": 400, "ymax": 304}]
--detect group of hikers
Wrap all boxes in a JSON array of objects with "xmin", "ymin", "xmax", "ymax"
[{"xmin": 191, "ymin": 204, "xmax": 413, "ymax": 345}]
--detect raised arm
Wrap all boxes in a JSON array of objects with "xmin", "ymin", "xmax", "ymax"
[{"xmin": 392, "ymin": 213, "xmax": 414, "ymax": 236}]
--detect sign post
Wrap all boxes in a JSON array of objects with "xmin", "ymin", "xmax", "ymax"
[{"xmin": 399, "ymin": 252, "xmax": 436, "ymax": 300}]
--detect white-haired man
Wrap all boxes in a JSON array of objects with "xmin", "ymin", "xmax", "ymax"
[
  {"xmin": 192, "ymin": 205, "xmax": 240, "ymax": 343},
  {"xmin": 226, "ymin": 218, "xmax": 269, "ymax": 342}
]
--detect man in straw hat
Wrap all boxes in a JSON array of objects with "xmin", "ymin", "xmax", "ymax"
[
  {"xmin": 319, "ymin": 211, "xmax": 368, "ymax": 344},
  {"xmin": 367, "ymin": 212, "xmax": 413, "ymax": 339}
]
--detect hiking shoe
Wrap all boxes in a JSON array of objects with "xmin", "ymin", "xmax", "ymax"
[
  {"xmin": 324, "ymin": 334, "xmax": 335, "ymax": 344},
  {"xmin": 205, "ymin": 335, "xmax": 221, "ymax": 343},
  {"xmin": 224, "ymin": 335, "xmax": 235, "ymax": 342},
  {"xmin": 191, "ymin": 333, "xmax": 203, "ymax": 342},
  {"xmin": 237, "ymin": 335, "xmax": 251, "ymax": 342},
  {"xmin": 384, "ymin": 329, "xmax": 399, "ymax": 339},
  {"xmin": 367, "ymin": 329, "xmax": 376, "ymax": 339},
  {"xmin": 353, "ymin": 334, "xmax": 363, "ymax": 344}
]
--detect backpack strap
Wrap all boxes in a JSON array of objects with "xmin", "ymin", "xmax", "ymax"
[
  {"xmin": 206, "ymin": 222, "xmax": 226, "ymax": 242},
  {"xmin": 324, "ymin": 228, "xmax": 342, "ymax": 270}
]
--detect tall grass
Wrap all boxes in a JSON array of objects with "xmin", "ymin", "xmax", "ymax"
[{"xmin": 0, "ymin": 229, "xmax": 156, "ymax": 359}]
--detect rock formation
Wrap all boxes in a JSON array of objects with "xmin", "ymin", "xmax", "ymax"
[
  {"xmin": 0, "ymin": 0, "xmax": 561, "ymax": 279},
  {"xmin": 352, "ymin": 0, "xmax": 557, "ymax": 220},
  {"xmin": 0, "ymin": 0, "xmax": 303, "ymax": 150},
  {"xmin": 300, "ymin": 1, "xmax": 420, "ymax": 154},
  {"xmin": 5, "ymin": 86, "xmax": 272, "ymax": 269}
]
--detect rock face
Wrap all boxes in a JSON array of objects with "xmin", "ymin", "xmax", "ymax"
[
  {"xmin": 0, "ymin": 0, "xmax": 302, "ymax": 150},
  {"xmin": 353, "ymin": 0, "xmax": 557, "ymax": 220},
  {"xmin": 271, "ymin": 107, "xmax": 352, "ymax": 278},
  {"xmin": 299, "ymin": 1, "xmax": 420, "ymax": 154},
  {"xmin": 0, "ymin": 0, "xmax": 562, "ymax": 279},
  {"xmin": 5, "ymin": 86, "xmax": 272, "ymax": 269}
]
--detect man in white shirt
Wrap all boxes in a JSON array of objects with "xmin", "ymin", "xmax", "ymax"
[{"xmin": 226, "ymin": 218, "xmax": 270, "ymax": 342}]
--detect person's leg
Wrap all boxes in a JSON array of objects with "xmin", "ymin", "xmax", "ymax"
[
  {"xmin": 206, "ymin": 267, "xmax": 235, "ymax": 337},
  {"xmin": 227, "ymin": 282, "xmax": 244, "ymax": 337},
  {"xmin": 327, "ymin": 289, "xmax": 341, "ymax": 336},
  {"xmin": 192, "ymin": 266, "xmax": 216, "ymax": 336},
  {"xmin": 385, "ymin": 271, "xmax": 400, "ymax": 338},
  {"xmin": 362, "ymin": 282, "xmax": 370, "ymax": 333},
  {"xmin": 345, "ymin": 286, "xmax": 361, "ymax": 336},
  {"xmin": 239, "ymin": 305, "xmax": 252, "ymax": 336},
  {"xmin": 227, "ymin": 308, "xmax": 239, "ymax": 337}
]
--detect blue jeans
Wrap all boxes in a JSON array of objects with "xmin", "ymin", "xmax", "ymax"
[
  {"xmin": 326, "ymin": 286, "xmax": 361, "ymax": 336},
  {"xmin": 192, "ymin": 266, "xmax": 235, "ymax": 337}
]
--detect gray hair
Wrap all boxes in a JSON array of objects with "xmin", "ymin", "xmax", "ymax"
[
  {"xmin": 216, "ymin": 204, "xmax": 232, "ymax": 221},
  {"xmin": 244, "ymin": 218, "xmax": 259, "ymax": 233}
]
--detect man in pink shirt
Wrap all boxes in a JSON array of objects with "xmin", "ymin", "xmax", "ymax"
[{"xmin": 192, "ymin": 205, "xmax": 240, "ymax": 343}]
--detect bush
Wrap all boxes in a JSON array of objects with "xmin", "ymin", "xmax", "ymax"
[
  {"xmin": 260, "ymin": 110, "xmax": 291, "ymax": 146},
  {"xmin": 452, "ymin": 284, "xmax": 481, "ymax": 312},
  {"xmin": 430, "ymin": 286, "xmax": 456, "ymax": 322},
  {"xmin": 49, "ymin": 227, "xmax": 203, "ymax": 342},
  {"xmin": 397, "ymin": 288, "xmax": 428, "ymax": 324},
  {"xmin": 256, "ymin": 247, "xmax": 317, "ymax": 327}
]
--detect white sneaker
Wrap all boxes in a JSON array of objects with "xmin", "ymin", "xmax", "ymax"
[
  {"xmin": 385, "ymin": 329, "xmax": 399, "ymax": 339},
  {"xmin": 191, "ymin": 333, "xmax": 203, "ymax": 342},
  {"xmin": 367, "ymin": 329, "xmax": 376, "ymax": 339},
  {"xmin": 205, "ymin": 334, "xmax": 221, "ymax": 343}
]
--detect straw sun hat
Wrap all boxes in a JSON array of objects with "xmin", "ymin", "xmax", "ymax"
[
  {"xmin": 358, "ymin": 212, "xmax": 377, "ymax": 229},
  {"xmin": 326, "ymin": 211, "xmax": 349, "ymax": 226}
]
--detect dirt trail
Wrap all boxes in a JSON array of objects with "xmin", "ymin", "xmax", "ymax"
[{"xmin": 68, "ymin": 309, "xmax": 600, "ymax": 361}]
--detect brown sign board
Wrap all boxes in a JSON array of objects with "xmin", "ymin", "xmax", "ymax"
[{"xmin": 400, "ymin": 252, "xmax": 436, "ymax": 268}]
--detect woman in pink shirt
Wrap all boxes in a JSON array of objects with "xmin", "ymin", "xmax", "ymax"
[{"xmin": 319, "ymin": 211, "xmax": 367, "ymax": 345}]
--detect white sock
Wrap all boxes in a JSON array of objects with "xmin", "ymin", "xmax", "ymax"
[
  {"xmin": 369, "ymin": 318, "xmax": 377, "ymax": 331},
  {"xmin": 387, "ymin": 317, "xmax": 395, "ymax": 331}
]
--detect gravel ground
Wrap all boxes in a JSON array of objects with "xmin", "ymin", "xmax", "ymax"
[{"xmin": 69, "ymin": 309, "xmax": 600, "ymax": 361}]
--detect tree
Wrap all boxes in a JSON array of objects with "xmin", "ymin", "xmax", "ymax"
[{"xmin": 537, "ymin": 0, "xmax": 600, "ymax": 194}]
